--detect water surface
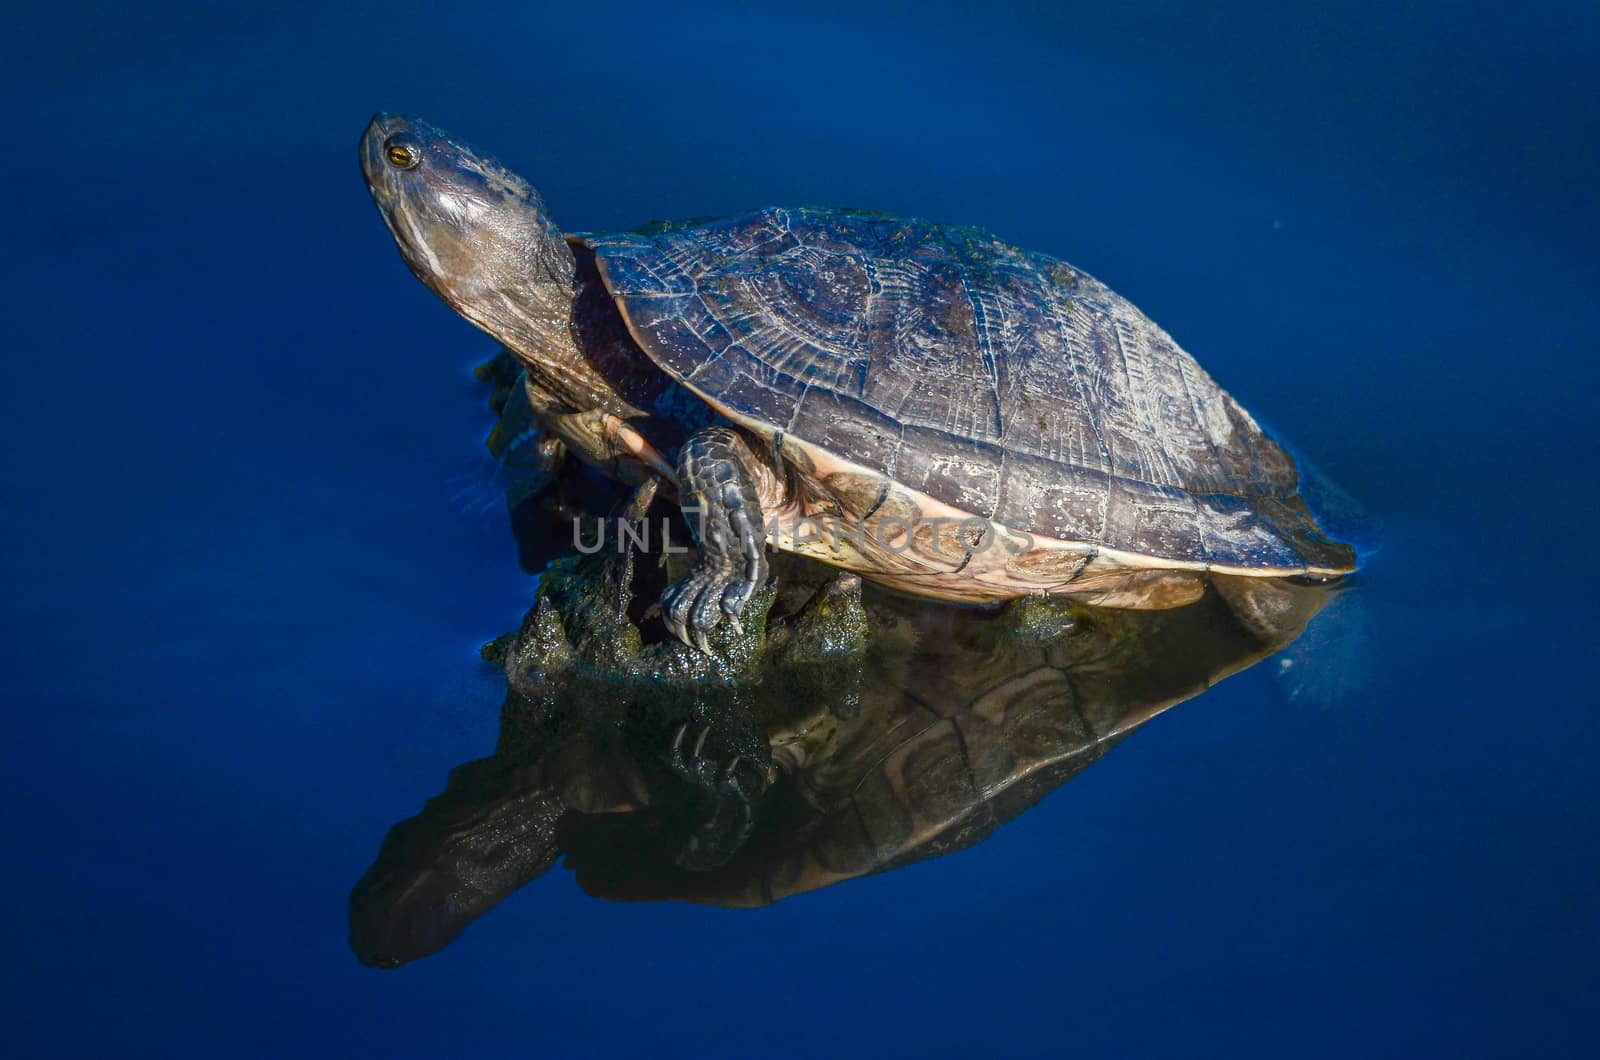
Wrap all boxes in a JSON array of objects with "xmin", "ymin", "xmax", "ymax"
[{"xmin": 4, "ymin": 2, "xmax": 1597, "ymax": 1055}]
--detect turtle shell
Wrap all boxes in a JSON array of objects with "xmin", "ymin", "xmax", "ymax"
[{"xmin": 582, "ymin": 207, "xmax": 1354, "ymax": 575}]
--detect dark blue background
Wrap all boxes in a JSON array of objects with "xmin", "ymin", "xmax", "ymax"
[{"xmin": 5, "ymin": 1, "xmax": 1597, "ymax": 1055}]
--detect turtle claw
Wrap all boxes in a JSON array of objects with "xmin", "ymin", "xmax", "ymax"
[{"xmin": 661, "ymin": 561, "xmax": 759, "ymax": 654}]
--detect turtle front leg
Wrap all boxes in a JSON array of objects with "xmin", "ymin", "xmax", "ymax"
[{"xmin": 663, "ymin": 427, "xmax": 771, "ymax": 652}]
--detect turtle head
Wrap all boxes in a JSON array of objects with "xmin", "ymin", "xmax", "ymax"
[{"xmin": 360, "ymin": 113, "xmax": 576, "ymax": 347}]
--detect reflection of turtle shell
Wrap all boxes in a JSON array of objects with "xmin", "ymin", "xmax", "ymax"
[{"xmin": 570, "ymin": 573, "xmax": 1333, "ymax": 907}]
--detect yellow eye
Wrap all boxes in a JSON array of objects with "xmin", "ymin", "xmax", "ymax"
[{"xmin": 384, "ymin": 139, "xmax": 420, "ymax": 170}]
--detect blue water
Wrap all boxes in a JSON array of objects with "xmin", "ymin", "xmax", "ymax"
[{"xmin": 6, "ymin": 1, "xmax": 1598, "ymax": 1054}]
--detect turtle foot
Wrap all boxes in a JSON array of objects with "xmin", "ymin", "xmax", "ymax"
[
  {"xmin": 665, "ymin": 427, "xmax": 770, "ymax": 652},
  {"xmin": 661, "ymin": 561, "xmax": 762, "ymax": 652}
]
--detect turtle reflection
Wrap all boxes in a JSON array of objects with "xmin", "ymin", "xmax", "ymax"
[{"xmin": 350, "ymin": 543, "xmax": 1337, "ymax": 968}]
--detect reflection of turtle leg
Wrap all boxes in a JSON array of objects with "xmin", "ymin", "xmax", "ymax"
[
  {"xmin": 663, "ymin": 428, "xmax": 770, "ymax": 651},
  {"xmin": 667, "ymin": 722, "xmax": 774, "ymax": 871}
]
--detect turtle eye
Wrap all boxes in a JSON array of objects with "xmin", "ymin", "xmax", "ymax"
[{"xmin": 384, "ymin": 135, "xmax": 421, "ymax": 170}]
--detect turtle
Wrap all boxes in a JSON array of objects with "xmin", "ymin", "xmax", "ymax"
[
  {"xmin": 348, "ymin": 547, "xmax": 1339, "ymax": 964},
  {"xmin": 360, "ymin": 114, "xmax": 1356, "ymax": 650}
]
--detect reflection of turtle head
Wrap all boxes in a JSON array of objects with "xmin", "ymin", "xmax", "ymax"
[
  {"xmin": 359, "ymin": 113, "xmax": 576, "ymax": 351},
  {"xmin": 349, "ymin": 862, "xmax": 473, "ymax": 970},
  {"xmin": 348, "ymin": 758, "xmax": 565, "ymax": 968}
]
